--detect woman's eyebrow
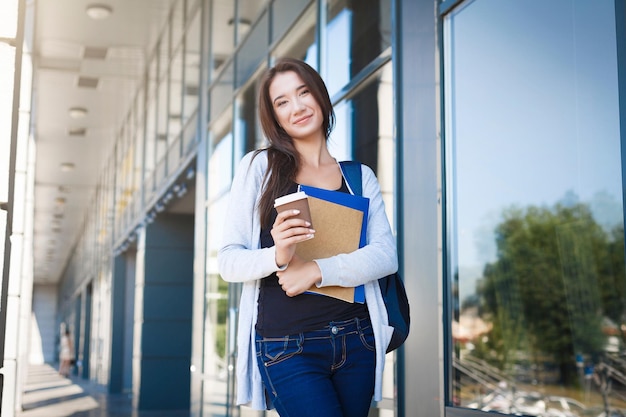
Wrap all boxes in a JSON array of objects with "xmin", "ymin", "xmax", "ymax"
[
  {"xmin": 272, "ymin": 84, "xmax": 308, "ymax": 104},
  {"xmin": 272, "ymin": 94, "xmax": 285, "ymax": 105}
]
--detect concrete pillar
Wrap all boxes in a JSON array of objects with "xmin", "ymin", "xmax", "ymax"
[{"xmin": 134, "ymin": 213, "xmax": 194, "ymax": 410}]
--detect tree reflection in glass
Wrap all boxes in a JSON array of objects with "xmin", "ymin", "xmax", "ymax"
[{"xmin": 445, "ymin": 1, "xmax": 626, "ymax": 416}]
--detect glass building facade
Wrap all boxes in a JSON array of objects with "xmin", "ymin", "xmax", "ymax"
[{"xmin": 18, "ymin": 0, "xmax": 625, "ymax": 416}]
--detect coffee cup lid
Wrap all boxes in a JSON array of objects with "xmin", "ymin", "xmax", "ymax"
[{"xmin": 274, "ymin": 191, "xmax": 308, "ymax": 207}]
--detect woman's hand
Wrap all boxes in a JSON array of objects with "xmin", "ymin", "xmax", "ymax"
[
  {"xmin": 276, "ymin": 255, "xmax": 322, "ymax": 297},
  {"xmin": 271, "ymin": 209, "xmax": 315, "ymax": 268}
]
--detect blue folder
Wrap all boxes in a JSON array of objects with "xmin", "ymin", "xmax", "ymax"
[{"xmin": 299, "ymin": 185, "xmax": 369, "ymax": 303}]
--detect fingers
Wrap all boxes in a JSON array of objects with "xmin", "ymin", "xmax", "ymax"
[
  {"xmin": 275, "ymin": 225, "xmax": 314, "ymax": 241},
  {"xmin": 274, "ymin": 210, "xmax": 311, "ymax": 226},
  {"xmin": 272, "ymin": 209, "xmax": 315, "ymax": 243},
  {"xmin": 278, "ymin": 280, "xmax": 304, "ymax": 297},
  {"xmin": 272, "ymin": 209, "xmax": 315, "ymax": 270},
  {"xmin": 279, "ymin": 279, "xmax": 309, "ymax": 297},
  {"xmin": 276, "ymin": 259, "xmax": 319, "ymax": 297}
]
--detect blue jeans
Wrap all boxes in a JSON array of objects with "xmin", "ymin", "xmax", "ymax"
[{"xmin": 255, "ymin": 317, "xmax": 376, "ymax": 417}]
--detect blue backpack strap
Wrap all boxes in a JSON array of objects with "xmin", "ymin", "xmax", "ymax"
[
  {"xmin": 342, "ymin": 160, "xmax": 409, "ymax": 352},
  {"xmin": 339, "ymin": 161, "xmax": 362, "ymax": 196}
]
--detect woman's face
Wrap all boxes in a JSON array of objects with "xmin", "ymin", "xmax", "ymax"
[{"xmin": 269, "ymin": 70, "xmax": 324, "ymax": 142}]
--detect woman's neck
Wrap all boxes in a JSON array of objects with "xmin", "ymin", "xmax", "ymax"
[
  {"xmin": 294, "ymin": 145, "xmax": 341, "ymax": 189},
  {"xmin": 294, "ymin": 140, "xmax": 332, "ymax": 169}
]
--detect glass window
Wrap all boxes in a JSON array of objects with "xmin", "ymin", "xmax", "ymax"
[
  {"xmin": 210, "ymin": 61, "xmax": 234, "ymax": 123},
  {"xmin": 203, "ymin": 114, "xmax": 233, "ymax": 416},
  {"xmin": 187, "ymin": 0, "xmax": 200, "ymax": 19},
  {"xmin": 271, "ymin": 0, "xmax": 311, "ymax": 44},
  {"xmin": 235, "ymin": 76, "xmax": 263, "ymax": 154},
  {"xmin": 159, "ymin": 25, "xmax": 171, "ymax": 78},
  {"xmin": 115, "ymin": 125, "xmax": 133, "ymax": 229},
  {"xmin": 145, "ymin": 56, "xmax": 158, "ymax": 193},
  {"xmin": 324, "ymin": 0, "xmax": 391, "ymax": 97},
  {"xmin": 183, "ymin": 4, "xmax": 201, "ymax": 128},
  {"xmin": 271, "ymin": 3, "xmax": 316, "ymax": 63},
  {"xmin": 132, "ymin": 90, "xmax": 144, "ymax": 204},
  {"xmin": 170, "ymin": 47, "xmax": 184, "ymax": 143},
  {"xmin": 211, "ymin": 0, "xmax": 235, "ymax": 81},
  {"xmin": 235, "ymin": 10, "xmax": 268, "ymax": 88},
  {"xmin": 333, "ymin": 60, "xmax": 396, "ymax": 414},
  {"xmin": 236, "ymin": 0, "xmax": 268, "ymax": 44},
  {"xmin": 444, "ymin": 1, "xmax": 624, "ymax": 416},
  {"xmin": 156, "ymin": 73, "xmax": 168, "ymax": 162},
  {"xmin": 171, "ymin": 0, "xmax": 185, "ymax": 53}
]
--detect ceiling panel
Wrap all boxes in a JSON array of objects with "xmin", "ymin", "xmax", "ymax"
[{"xmin": 33, "ymin": 0, "xmax": 174, "ymax": 284}]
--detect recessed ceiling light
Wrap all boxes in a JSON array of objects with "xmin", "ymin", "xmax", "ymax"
[
  {"xmin": 228, "ymin": 17, "xmax": 252, "ymax": 27},
  {"xmin": 60, "ymin": 162, "xmax": 75, "ymax": 172},
  {"xmin": 68, "ymin": 107, "xmax": 88, "ymax": 118},
  {"xmin": 77, "ymin": 76, "xmax": 99, "ymax": 89},
  {"xmin": 68, "ymin": 127, "xmax": 87, "ymax": 136},
  {"xmin": 86, "ymin": 4, "xmax": 113, "ymax": 20}
]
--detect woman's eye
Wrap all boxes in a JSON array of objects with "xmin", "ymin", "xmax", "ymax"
[
  {"xmin": 276, "ymin": 100, "xmax": 287, "ymax": 107},
  {"xmin": 300, "ymin": 89, "xmax": 309, "ymax": 96}
]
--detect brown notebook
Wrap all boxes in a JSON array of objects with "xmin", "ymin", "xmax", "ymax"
[{"xmin": 295, "ymin": 196, "xmax": 364, "ymax": 303}]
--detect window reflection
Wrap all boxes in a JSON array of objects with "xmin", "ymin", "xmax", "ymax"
[
  {"xmin": 334, "ymin": 60, "xmax": 396, "ymax": 411},
  {"xmin": 210, "ymin": 61, "xmax": 234, "ymax": 122},
  {"xmin": 235, "ymin": 10, "xmax": 267, "ymax": 88},
  {"xmin": 144, "ymin": 57, "xmax": 158, "ymax": 194},
  {"xmin": 169, "ymin": 47, "xmax": 184, "ymax": 143},
  {"xmin": 236, "ymin": 76, "xmax": 262, "ymax": 153},
  {"xmin": 237, "ymin": 0, "xmax": 268, "ymax": 43},
  {"xmin": 271, "ymin": 0, "xmax": 310, "ymax": 44},
  {"xmin": 211, "ymin": 0, "xmax": 235, "ymax": 79},
  {"xmin": 183, "ymin": 4, "xmax": 201, "ymax": 150},
  {"xmin": 171, "ymin": 0, "xmax": 184, "ymax": 52},
  {"xmin": 272, "ymin": 2, "xmax": 316, "ymax": 62},
  {"xmin": 204, "ymin": 125, "xmax": 233, "ymax": 415},
  {"xmin": 445, "ymin": 1, "xmax": 624, "ymax": 416},
  {"xmin": 325, "ymin": 0, "xmax": 391, "ymax": 96},
  {"xmin": 133, "ymin": 91, "xmax": 144, "ymax": 201}
]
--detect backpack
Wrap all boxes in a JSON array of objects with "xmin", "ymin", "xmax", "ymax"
[{"xmin": 339, "ymin": 161, "xmax": 410, "ymax": 353}]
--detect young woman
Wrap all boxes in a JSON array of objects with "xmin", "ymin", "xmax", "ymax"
[
  {"xmin": 218, "ymin": 57, "xmax": 398, "ymax": 416},
  {"xmin": 58, "ymin": 328, "xmax": 73, "ymax": 377}
]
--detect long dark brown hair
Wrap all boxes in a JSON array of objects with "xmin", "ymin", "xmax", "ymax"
[{"xmin": 254, "ymin": 58, "xmax": 335, "ymax": 228}]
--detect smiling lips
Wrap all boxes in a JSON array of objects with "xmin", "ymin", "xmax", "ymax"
[{"xmin": 293, "ymin": 115, "xmax": 312, "ymax": 125}]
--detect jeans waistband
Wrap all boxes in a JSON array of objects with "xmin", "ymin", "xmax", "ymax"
[{"xmin": 257, "ymin": 317, "xmax": 371, "ymax": 342}]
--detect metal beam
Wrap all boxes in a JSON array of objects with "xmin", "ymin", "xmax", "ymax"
[{"xmin": 0, "ymin": 0, "xmax": 26, "ymax": 409}]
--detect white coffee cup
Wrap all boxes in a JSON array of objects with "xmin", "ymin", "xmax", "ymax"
[{"xmin": 274, "ymin": 191, "xmax": 313, "ymax": 226}]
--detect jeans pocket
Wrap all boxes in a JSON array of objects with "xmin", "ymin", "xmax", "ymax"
[
  {"xmin": 359, "ymin": 324, "xmax": 376, "ymax": 351},
  {"xmin": 257, "ymin": 335, "xmax": 303, "ymax": 367}
]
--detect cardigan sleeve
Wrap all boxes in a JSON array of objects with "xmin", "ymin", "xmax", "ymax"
[
  {"xmin": 218, "ymin": 151, "xmax": 282, "ymax": 283},
  {"xmin": 314, "ymin": 163, "xmax": 398, "ymax": 287}
]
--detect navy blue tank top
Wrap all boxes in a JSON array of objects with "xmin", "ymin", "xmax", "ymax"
[{"xmin": 255, "ymin": 180, "xmax": 369, "ymax": 337}]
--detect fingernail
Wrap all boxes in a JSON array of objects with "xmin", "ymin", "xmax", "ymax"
[
  {"xmin": 305, "ymin": 221, "xmax": 311, "ymax": 226},
  {"xmin": 309, "ymin": 229, "xmax": 315, "ymax": 233},
  {"xmin": 293, "ymin": 209, "xmax": 300, "ymax": 214}
]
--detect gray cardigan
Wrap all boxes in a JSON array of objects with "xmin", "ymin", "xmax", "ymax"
[{"xmin": 218, "ymin": 150, "xmax": 398, "ymax": 410}]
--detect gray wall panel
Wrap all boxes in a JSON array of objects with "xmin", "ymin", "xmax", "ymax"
[{"xmin": 397, "ymin": 0, "xmax": 443, "ymax": 416}]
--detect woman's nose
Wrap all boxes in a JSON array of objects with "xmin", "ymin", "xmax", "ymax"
[{"xmin": 293, "ymin": 97, "xmax": 306, "ymax": 111}]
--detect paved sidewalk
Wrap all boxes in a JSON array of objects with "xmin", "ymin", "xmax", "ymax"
[{"xmin": 17, "ymin": 364, "xmax": 189, "ymax": 417}]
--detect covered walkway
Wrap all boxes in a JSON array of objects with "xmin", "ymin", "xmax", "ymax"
[{"xmin": 16, "ymin": 364, "xmax": 189, "ymax": 417}]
